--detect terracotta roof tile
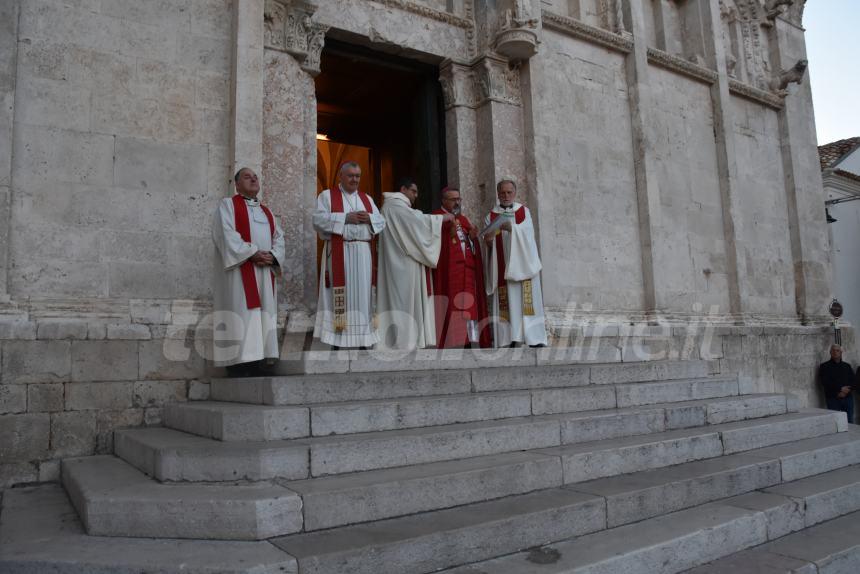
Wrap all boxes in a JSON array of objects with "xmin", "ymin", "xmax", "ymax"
[{"xmin": 819, "ymin": 137, "xmax": 860, "ymax": 170}]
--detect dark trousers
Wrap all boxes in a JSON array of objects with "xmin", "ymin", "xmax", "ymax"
[{"xmin": 825, "ymin": 395, "xmax": 854, "ymax": 425}]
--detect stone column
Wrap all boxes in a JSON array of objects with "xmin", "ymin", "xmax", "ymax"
[
  {"xmin": 700, "ymin": 0, "xmax": 748, "ymax": 320},
  {"xmin": 471, "ymin": 56, "xmax": 528, "ymax": 214},
  {"xmin": 624, "ymin": 0, "xmax": 661, "ymax": 315},
  {"xmin": 0, "ymin": 0, "xmax": 18, "ymax": 303},
  {"xmin": 439, "ymin": 61, "xmax": 480, "ymax": 221},
  {"xmin": 230, "ymin": 0, "xmax": 266, "ymax": 178},
  {"xmin": 768, "ymin": 11, "xmax": 831, "ymax": 323},
  {"xmin": 261, "ymin": 0, "xmax": 328, "ymax": 319}
]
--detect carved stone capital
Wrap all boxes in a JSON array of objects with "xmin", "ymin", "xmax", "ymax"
[
  {"xmin": 472, "ymin": 55, "xmax": 522, "ymax": 107},
  {"xmin": 264, "ymin": 0, "xmax": 329, "ymax": 76},
  {"xmin": 439, "ymin": 61, "xmax": 477, "ymax": 110}
]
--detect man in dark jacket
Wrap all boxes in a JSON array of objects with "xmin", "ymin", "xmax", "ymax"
[{"xmin": 819, "ymin": 344, "xmax": 854, "ymax": 424}]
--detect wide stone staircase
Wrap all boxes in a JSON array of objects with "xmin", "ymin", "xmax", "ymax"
[{"xmin": 3, "ymin": 348, "xmax": 860, "ymax": 573}]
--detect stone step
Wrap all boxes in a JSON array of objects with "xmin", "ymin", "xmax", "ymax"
[
  {"xmin": 536, "ymin": 409, "xmax": 842, "ymax": 484},
  {"xmin": 687, "ymin": 469, "xmax": 860, "ymax": 573},
  {"xmin": 285, "ymin": 451, "xmax": 564, "ymax": 531},
  {"xmin": 163, "ymin": 401, "xmax": 310, "ymax": 441},
  {"xmin": 0, "ymin": 484, "xmax": 298, "ymax": 573},
  {"xmin": 114, "ymin": 427, "xmax": 309, "ymax": 482},
  {"xmin": 111, "ymin": 397, "xmax": 803, "ymax": 484},
  {"xmin": 211, "ymin": 358, "xmax": 716, "ymax": 405},
  {"xmin": 569, "ymin": 429, "xmax": 860, "ymax": 529},
  {"xmin": 61, "ymin": 456, "xmax": 303, "ymax": 540},
  {"xmin": 308, "ymin": 376, "xmax": 738, "ymax": 436},
  {"xmin": 271, "ymin": 488, "xmax": 606, "ymax": 574},
  {"xmin": 270, "ymin": 437, "xmax": 860, "ymax": 574},
  {"xmin": 125, "ymin": 394, "xmax": 789, "ymax": 481},
  {"xmin": 284, "ymin": 410, "xmax": 841, "ymax": 531},
  {"xmin": 443, "ymin": 502, "xmax": 770, "ymax": 574}
]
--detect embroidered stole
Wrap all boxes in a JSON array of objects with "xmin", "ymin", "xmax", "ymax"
[
  {"xmin": 329, "ymin": 188, "xmax": 375, "ymax": 332},
  {"xmin": 489, "ymin": 206, "xmax": 534, "ymax": 320},
  {"xmin": 232, "ymin": 194, "xmax": 275, "ymax": 309}
]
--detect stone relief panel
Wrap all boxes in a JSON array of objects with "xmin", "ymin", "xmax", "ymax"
[{"xmin": 718, "ymin": 0, "xmax": 774, "ymax": 91}]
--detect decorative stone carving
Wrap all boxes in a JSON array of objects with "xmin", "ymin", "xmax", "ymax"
[
  {"xmin": 771, "ymin": 58, "xmax": 807, "ymax": 91},
  {"xmin": 438, "ymin": 61, "xmax": 478, "ymax": 110},
  {"xmin": 647, "ymin": 47, "xmax": 719, "ymax": 85},
  {"xmin": 473, "ymin": 56, "xmax": 522, "ymax": 107},
  {"xmin": 614, "ymin": 0, "xmax": 627, "ymax": 35},
  {"xmin": 263, "ymin": 0, "xmax": 329, "ymax": 76},
  {"xmin": 763, "ymin": 0, "xmax": 794, "ymax": 24},
  {"xmin": 541, "ymin": 10, "xmax": 634, "ymax": 55},
  {"xmin": 729, "ymin": 0, "xmax": 773, "ymax": 91},
  {"xmin": 785, "ymin": 0, "xmax": 806, "ymax": 27},
  {"xmin": 494, "ymin": 0, "xmax": 540, "ymax": 60}
]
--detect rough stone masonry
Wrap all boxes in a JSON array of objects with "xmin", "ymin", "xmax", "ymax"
[{"xmin": 0, "ymin": 0, "xmax": 844, "ymax": 489}]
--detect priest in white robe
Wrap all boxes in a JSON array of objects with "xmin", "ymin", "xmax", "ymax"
[
  {"xmin": 377, "ymin": 178, "xmax": 453, "ymax": 350},
  {"xmin": 313, "ymin": 161, "xmax": 385, "ymax": 348},
  {"xmin": 482, "ymin": 179, "xmax": 548, "ymax": 347},
  {"xmin": 212, "ymin": 167, "xmax": 286, "ymax": 375}
]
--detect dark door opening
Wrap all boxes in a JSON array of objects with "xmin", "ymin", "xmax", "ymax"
[{"xmin": 314, "ymin": 40, "xmax": 447, "ymax": 214}]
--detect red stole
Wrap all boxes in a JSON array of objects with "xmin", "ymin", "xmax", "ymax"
[
  {"xmin": 329, "ymin": 188, "xmax": 375, "ymax": 332},
  {"xmin": 232, "ymin": 194, "xmax": 275, "ymax": 310},
  {"xmin": 489, "ymin": 206, "xmax": 527, "ymax": 321},
  {"xmin": 432, "ymin": 210, "xmax": 491, "ymax": 348}
]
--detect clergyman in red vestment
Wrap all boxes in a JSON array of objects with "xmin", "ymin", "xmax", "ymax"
[{"xmin": 432, "ymin": 187, "xmax": 491, "ymax": 348}]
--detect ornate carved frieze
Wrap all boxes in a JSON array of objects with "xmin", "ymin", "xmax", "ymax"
[
  {"xmin": 646, "ymin": 48, "xmax": 719, "ymax": 85},
  {"xmin": 541, "ymin": 10, "xmax": 633, "ymax": 54},
  {"xmin": 728, "ymin": 78, "xmax": 785, "ymax": 109},
  {"xmin": 371, "ymin": 0, "xmax": 473, "ymax": 29},
  {"xmin": 264, "ymin": 0, "xmax": 329, "ymax": 76}
]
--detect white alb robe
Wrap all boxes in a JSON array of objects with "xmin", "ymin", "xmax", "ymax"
[
  {"xmin": 483, "ymin": 202, "xmax": 548, "ymax": 347},
  {"xmin": 313, "ymin": 187, "xmax": 385, "ymax": 348},
  {"xmin": 212, "ymin": 196, "xmax": 286, "ymax": 366},
  {"xmin": 377, "ymin": 192, "xmax": 444, "ymax": 350}
]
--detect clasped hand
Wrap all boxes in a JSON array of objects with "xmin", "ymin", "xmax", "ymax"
[
  {"xmin": 346, "ymin": 211, "xmax": 371, "ymax": 224},
  {"xmin": 838, "ymin": 385, "xmax": 852, "ymax": 399},
  {"xmin": 250, "ymin": 251, "xmax": 275, "ymax": 266}
]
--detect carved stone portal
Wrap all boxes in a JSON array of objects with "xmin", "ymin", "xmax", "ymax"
[{"xmin": 264, "ymin": 0, "xmax": 329, "ymax": 76}]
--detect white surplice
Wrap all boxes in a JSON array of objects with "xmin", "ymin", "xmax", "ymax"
[
  {"xmin": 377, "ymin": 192, "xmax": 444, "ymax": 350},
  {"xmin": 313, "ymin": 187, "xmax": 385, "ymax": 348},
  {"xmin": 483, "ymin": 202, "xmax": 548, "ymax": 347},
  {"xmin": 212, "ymin": 195, "xmax": 286, "ymax": 366}
]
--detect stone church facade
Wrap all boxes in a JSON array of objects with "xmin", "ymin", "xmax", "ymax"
[{"xmin": 0, "ymin": 0, "xmax": 842, "ymax": 488}]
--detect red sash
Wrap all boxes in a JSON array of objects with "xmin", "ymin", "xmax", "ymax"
[
  {"xmin": 232, "ymin": 194, "xmax": 275, "ymax": 310},
  {"xmin": 329, "ymin": 188, "xmax": 375, "ymax": 331}
]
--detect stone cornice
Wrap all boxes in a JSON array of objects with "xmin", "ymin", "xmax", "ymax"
[
  {"xmin": 370, "ymin": 0, "xmax": 473, "ymax": 29},
  {"xmin": 823, "ymin": 170, "xmax": 860, "ymax": 197},
  {"xmin": 541, "ymin": 10, "xmax": 633, "ymax": 54},
  {"xmin": 646, "ymin": 48, "xmax": 718, "ymax": 85},
  {"xmin": 728, "ymin": 78, "xmax": 785, "ymax": 110}
]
